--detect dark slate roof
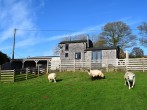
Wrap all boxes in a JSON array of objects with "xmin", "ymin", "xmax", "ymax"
[
  {"xmin": 85, "ymin": 46, "xmax": 119, "ymax": 51},
  {"xmin": 59, "ymin": 39, "xmax": 93, "ymax": 48}
]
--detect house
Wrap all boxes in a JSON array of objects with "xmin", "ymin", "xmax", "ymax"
[
  {"xmin": 59, "ymin": 40, "xmax": 120, "ymax": 69},
  {"xmin": 59, "ymin": 40, "xmax": 93, "ymax": 61}
]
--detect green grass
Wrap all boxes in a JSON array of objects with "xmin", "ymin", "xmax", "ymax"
[{"xmin": 0, "ymin": 71, "xmax": 147, "ymax": 110}]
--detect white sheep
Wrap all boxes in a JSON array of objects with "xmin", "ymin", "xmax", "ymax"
[
  {"xmin": 87, "ymin": 69, "xmax": 105, "ymax": 80},
  {"xmin": 48, "ymin": 73, "xmax": 56, "ymax": 83},
  {"xmin": 124, "ymin": 72, "xmax": 135, "ymax": 89}
]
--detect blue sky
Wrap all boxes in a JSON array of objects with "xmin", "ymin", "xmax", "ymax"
[{"xmin": 0, "ymin": 0, "xmax": 147, "ymax": 58}]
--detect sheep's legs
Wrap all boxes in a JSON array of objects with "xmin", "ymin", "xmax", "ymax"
[
  {"xmin": 125, "ymin": 78, "xmax": 131, "ymax": 89},
  {"xmin": 124, "ymin": 79, "xmax": 127, "ymax": 85},
  {"xmin": 131, "ymin": 77, "xmax": 135, "ymax": 88},
  {"xmin": 127, "ymin": 80, "xmax": 131, "ymax": 89},
  {"xmin": 53, "ymin": 79, "xmax": 56, "ymax": 83}
]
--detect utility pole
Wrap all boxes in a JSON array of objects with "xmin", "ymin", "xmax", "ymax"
[{"xmin": 12, "ymin": 28, "xmax": 17, "ymax": 60}]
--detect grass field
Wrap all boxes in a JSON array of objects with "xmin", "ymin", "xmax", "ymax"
[{"xmin": 0, "ymin": 71, "xmax": 147, "ymax": 110}]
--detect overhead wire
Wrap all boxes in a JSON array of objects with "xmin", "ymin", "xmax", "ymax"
[{"xmin": 15, "ymin": 28, "xmax": 140, "ymax": 33}]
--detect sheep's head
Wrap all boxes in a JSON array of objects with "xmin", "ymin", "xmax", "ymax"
[
  {"xmin": 99, "ymin": 71, "xmax": 105, "ymax": 79},
  {"xmin": 128, "ymin": 75, "xmax": 135, "ymax": 81},
  {"xmin": 88, "ymin": 72, "xmax": 91, "ymax": 76},
  {"xmin": 87, "ymin": 69, "xmax": 90, "ymax": 72},
  {"xmin": 101, "ymin": 73, "xmax": 105, "ymax": 79},
  {"xmin": 97, "ymin": 70, "xmax": 104, "ymax": 77},
  {"xmin": 86, "ymin": 69, "xmax": 91, "ymax": 76}
]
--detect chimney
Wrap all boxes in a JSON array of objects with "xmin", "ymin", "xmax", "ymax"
[{"xmin": 87, "ymin": 35, "xmax": 89, "ymax": 48}]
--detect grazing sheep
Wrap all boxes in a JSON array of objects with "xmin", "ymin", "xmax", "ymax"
[
  {"xmin": 87, "ymin": 69, "xmax": 105, "ymax": 80},
  {"xmin": 48, "ymin": 73, "xmax": 56, "ymax": 83},
  {"xmin": 124, "ymin": 72, "xmax": 135, "ymax": 89}
]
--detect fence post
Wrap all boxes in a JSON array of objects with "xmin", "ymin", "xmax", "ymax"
[
  {"xmin": 105, "ymin": 59, "xmax": 108, "ymax": 72},
  {"xmin": 13, "ymin": 70, "xmax": 15, "ymax": 82},
  {"xmin": 74, "ymin": 59, "xmax": 75, "ymax": 72},
  {"xmin": 60, "ymin": 60, "xmax": 62, "ymax": 72},
  {"xmin": 0, "ymin": 65, "xmax": 1, "ymax": 81},
  {"xmin": 125, "ymin": 59, "xmax": 128, "ymax": 72},
  {"xmin": 38, "ymin": 66, "xmax": 40, "ymax": 77},
  {"xmin": 142, "ymin": 57, "xmax": 144, "ymax": 72},
  {"xmin": 26, "ymin": 68, "xmax": 28, "ymax": 80},
  {"xmin": 47, "ymin": 60, "xmax": 49, "ymax": 74},
  {"xmin": 90, "ymin": 60, "xmax": 91, "ymax": 70}
]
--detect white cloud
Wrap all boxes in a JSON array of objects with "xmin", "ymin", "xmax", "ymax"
[
  {"xmin": 0, "ymin": 0, "xmax": 45, "ymax": 45},
  {"xmin": 0, "ymin": 0, "xmax": 32, "ymax": 41}
]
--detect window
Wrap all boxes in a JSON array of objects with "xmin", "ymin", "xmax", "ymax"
[
  {"xmin": 65, "ymin": 53, "xmax": 68, "ymax": 57},
  {"xmin": 92, "ymin": 51, "xmax": 102, "ymax": 61},
  {"xmin": 65, "ymin": 44, "xmax": 69, "ymax": 51},
  {"xmin": 92, "ymin": 51, "xmax": 97, "ymax": 60},
  {"xmin": 75, "ymin": 52, "xmax": 81, "ymax": 59}
]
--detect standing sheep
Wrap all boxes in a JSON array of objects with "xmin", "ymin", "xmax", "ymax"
[
  {"xmin": 48, "ymin": 73, "xmax": 56, "ymax": 83},
  {"xmin": 124, "ymin": 72, "xmax": 135, "ymax": 89},
  {"xmin": 87, "ymin": 69, "xmax": 105, "ymax": 80}
]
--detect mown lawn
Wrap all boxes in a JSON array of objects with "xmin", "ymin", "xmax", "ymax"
[{"xmin": 0, "ymin": 71, "xmax": 147, "ymax": 110}]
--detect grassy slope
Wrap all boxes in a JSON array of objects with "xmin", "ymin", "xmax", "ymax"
[{"xmin": 0, "ymin": 71, "xmax": 147, "ymax": 110}]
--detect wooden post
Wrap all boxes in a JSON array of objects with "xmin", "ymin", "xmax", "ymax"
[
  {"xmin": 142, "ymin": 57, "xmax": 144, "ymax": 72},
  {"xmin": 13, "ymin": 70, "xmax": 15, "ymax": 82},
  {"xmin": 22, "ymin": 60, "xmax": 25, "ymax": 69},
  {"xmin": 60, "ymin": 60, "xmax": 62, "ymax": 72},
  {"xmin": 0, "ymin": 65, "xmax": 1, "ymax": 81},
  {"xmin": 35, "ymin": 60, "xmax": 38, "ymax": 68},
  {"xmin": 47, "ymin": 60, "xmax": 49, "ymax": 74},
  {"xmin": 26, "ymin": 68, "xmax": 28, "ymax": 80},
  {"xmin": 90, "ymin": 60, "xmax": 91, "ymax": 70},
  {"xmin": 38, "ymin": 65, "xmax": 39, "ymax": 77},
  {"xmin": 125, "ymin": 59, "xmax": 128, "ymax": 72},
  {"xmin": 106, "ymin": 59, "xmax": 109, "ymax": 72},
  {"xmin": 74, "ymin": 59, "xmax": 75, "ymax": 72}
]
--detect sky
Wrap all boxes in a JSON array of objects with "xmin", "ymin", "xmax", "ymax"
[{"xmin": 0, "ymin": 0, "xmax": 147, "ymax": 58}]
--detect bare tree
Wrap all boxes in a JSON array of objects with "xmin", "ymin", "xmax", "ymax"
[
  {"xmin": 62, "ymin": 36, "xmax": 72, "ymax": 41},
  {"xmin": 93, "ymin": 35, "xmax": 107, "ymax": 47},
  {"xmin": 74, "ymin": 34, "xmax": 87, "ymax": 40},
  {"xmin": 99, "ymin": 21, "xmax": 137, "ymax": 49},
  {"xmin": 52, "ymin": 45, "xmax": 60, "ymax": 56},
  {"xmin": 138, "ymin": 22, "xmax": 147, "ymax": 47}
]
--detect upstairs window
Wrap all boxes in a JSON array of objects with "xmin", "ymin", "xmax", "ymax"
[
  {"xmin": 75, "ymin": 52, "xmax": 81, "ymax": 59},
  {"xmin": 65, "ymin": 44, "xmax": 69, "ymax": 51},
  {"xmin": 65, "ymin": 53, "xmax": 68, "ymax": 57}
]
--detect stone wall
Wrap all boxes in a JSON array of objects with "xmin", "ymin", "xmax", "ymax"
[
  {"xmin": 60, "ymin": 42, "xmax": 87, "ymax": 61},
  {"xmin": 102, "ymin": 50, "xmax": 116, "ymax": 59},
  {"xmin": 85, "ymin": 51, "xmax": 92, "ymax": 61}
]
